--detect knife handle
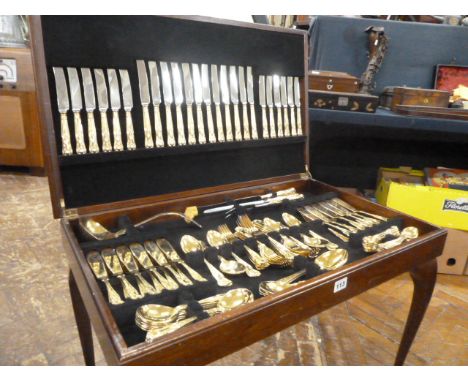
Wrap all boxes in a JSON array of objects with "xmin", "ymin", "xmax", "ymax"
[
  {"xmin": 268, "ymin": 106, "xmax": 276, "ymax": 138},
  {"xmin": 100, "ymin": 111, "xmax": 113, "ymax": 151},
  {"xmin": 125, "ymin": 111, "xmax": 137, "ymax": 150},
  {"xmin": 196, "ymin": 104, "xmax": 207, "ymax": 144},
  {"xmin": 87, "ymin": 112, "xmax": 100, "ymax": 153},
  {"xmin": 290, "ymin": 106, "xmax": 297, "ymax": 136},
  {"xmin": 283, "ymin": 106, "xmax": 291, "ymax": 137},
  {"xmin": 112, "ymin": 111, "xmax": 123, "ymax": 151},
  {"xmin": 296, "ymin": 107, "xmax": 303, "ymax": 135},
  {"xmin": 74, "ymin": 112, "xmax": 87, "ymax": 154},
  {"xmin": 60, "ymin": 113, "xmax": 73, "ymax": 155},
  {"xmin": 261, "ymin": 106, "xmax": 269, "ymax": 139},
  {"xmin": 242, "ymin": 104, "xmax": 250, "ymax": 140},
  {"xmin": 153, "ymin": 105, "xmax": 165, "ymax": 147},
  {"xmin": 205, "ymin": 105, "xmax": 217, "ymax": 143},
  {"xmin": 250, "ymin": 104, "xmax": 258, "ymax": 140},
  {"xmin": 233, "ymin": 104, "xmax": 242, "ymax": 141},
  {"xmin": 142, "ymin": 105, "xmax": 154, "ymax": 148},
  {"xmin": 175, "ymin": 105, "xmax": 187, "ymax": 146},
  {"xmin": 276, "ymin": 107, "xmax": 284, "ymax": 137},
  {"xmin": 224, "ymin": 104, "xmax": 234, "ymax": 141},
  {"xmin": 215, "ymin": 104, "xmax": 225, "ymax": 142},
  {"xmin": 186, "ymin": 105, "xmax": 197, "ymax": 145},
  {"xmin": 165, "ymin": 105, "xmax": 176, "ymax": 147}
]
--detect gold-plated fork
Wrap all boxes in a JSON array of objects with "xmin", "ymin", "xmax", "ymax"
[{"xmin": 87, "ymin": 251, "xmax": 124, "ymax": 305}]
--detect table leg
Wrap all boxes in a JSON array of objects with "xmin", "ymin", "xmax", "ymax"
[
  {"xmin": 69, "ymin": 270, "xmax": 95, "ymax": 366},
  {"xmin": 394, "ymin": 258, "xmax": 437, "ymax": 365}
]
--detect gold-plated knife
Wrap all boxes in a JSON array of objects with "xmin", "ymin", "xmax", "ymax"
[
  {"xmin": 229, "ymin": 65, "xmax": 243, "ymax": 141},
  {"xmin": 238, "ymin": 66, "xmax": 250, "ymax": 140},
  {"xmin": 294, "ymin": 77, "xmax": 303, "ymax": 135},
  {"xmin": 160, "ymin": 61, "xmax": 176, "ymax": 146},
  {"xmin": 136, "ymin": 60, "xmax": 155, "ymax": 148},
  {"xmin": 52, "ymin": 67, "xmax": 73, "ymax": 155},
  {"xmin": 266, "ymin": 76, "xmax": 276, "ymax": 138},
  {"xmin": 211, "ymin": 64, "xmax": 225, "ymax": 142},
  {"xmin": 94, "ymin": 69, "xmax": 113, "ymax": 151},
  {"xmin": 170, "ymin": 62, "xmax": 187, "ymax": 146},
  {"xmin": 148, "ymin": 61, "xmax": 164, "ymax": 147},
  {"xmin": 192, "ymin": 63, "xmax": 207, "ymax": 144},
  {"xmin": 273, "ymin": 74, "xmax": 283, "ymax": 137},
  {"xmin": 67, "ymin": 67, "xmax": 87, "ymax": 154},
  {"xmin": 81, "ymin": 68, "xmax": 100, "ymax": 153},
  {"xmin": 201, "ymin": 64, "xmax": 217, "ymax": 143},
  {"xmin": 287, "ymin": 76, "xmax": 297, "ymax": 136},
  {"xmin": 280, "ymin": 76, "xmax": 290, "ymax": 137},
  {"xmin": 119, "ymin": 69, "xmax": 136, "ymax": 150},
  {"xmin": 181, "ymin": 63, "xmax": 197, "ymax": 144},
  {"xmin": 107, "ymin": 69, "xmax": 124, "ymax": 151},
  {"xmin": 220, "ymin": 65, "xmax": 234, "ymax": 141},
  {"xmin": 258, "ymin": 75, "xmax": 269, "ymax": 139},
  {"xmin": 246, "ymin": 66, "xmax": 258, "ymax": 139}
]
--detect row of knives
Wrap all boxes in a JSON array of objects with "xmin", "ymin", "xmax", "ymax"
[{"xmin": 52, "ymin": 63, "xmax": 303, "ymax": 156}]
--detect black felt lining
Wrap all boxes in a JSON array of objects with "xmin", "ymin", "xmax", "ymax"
[
  {"xmin": 78, "ymin": 192, "xmax": 404, "ymax": 347},
  {"xmin": 40, "ymin": 16, "xmax": 306, "ymax": 208}
]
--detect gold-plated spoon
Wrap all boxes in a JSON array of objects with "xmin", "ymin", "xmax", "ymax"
[
  {"xmin": 145, "ymin": 316, "xmax": 198, "ymax": 343},
  {"xmin": 282, "ymin": 212, "xmax": 302, "ymax": 227},
  {"xmin": 203, "ymin": 288, "xmax": 254, "ymax": 316},
  {"xmin": 135, "ymin": 303, "xmax": 188, "ymax": 331},
  {"xmin": 218, "ymin": 255, "xmax": 246, "ymax": 275},
  {"xmin": 259, "ymin": 269, "xmax": 306, "ymax": 296},
  {"xmin": 314, "ymin": 248, "xmax": 349, "ymax": 270},
  {"xmin": 231, "ymin": 253, "xmax": 261, "ymax": 277},
  {"xmin": 206, "ymin": 230, "xmax": 227, "ymax": 248},
  {"xmin": 180, "ymin": 235, "xmax": 206, "ymax": 253}
]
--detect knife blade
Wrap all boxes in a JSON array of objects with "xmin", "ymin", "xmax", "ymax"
[
  {"xmin": 81, "ymin": 68, "xmax": 100, "ymax": 152},
  {"xmin": 147, "ymin": 61, "xmax": 164, "ymax": 147},
  {"xmin": 160, "ymin": 61, "xmax": 176, "ymax": 146},
  {"xmin": 181, "ymin": 63, "xmax": 196, "ymax": 144},
  {"xmin": 171, "ymin": 62, "xmax": 187, "ymax": 145},
  {"xmin": 52, "ymin": 67, "xmax": 73, "ymax": 155},
  {"xmin": 287, "ymin": 76, "xmax": 296, "ymax": 136},
  {"xmin": 238, "ymin": 66, "xmax": 250, "ymax": 140},
  {"xmin": 210, "ymin": 65, "xmax": 224, "ymax": 142},
  {"xmin": 107, "ymin": 69, "xmax": 123, "ymax": 151},
  {"xmin": 66, "ymin": 67, "xmax": 87, "ymax": 154},
  {"xmin": 294, "ymin": 77, "xmax": 302, "ymax": 135},
  {"xmin": 266, "ymin": 76, "xmax": 276, "ymax": 138},
  {"xmin": 119, "ymin": 69, "xmax": 136, "ymax": 150},
  {"xmin": 229, "ymin": 66, "xmax": 242, "ymax": 141},
  {"xmin": 246, "ymin": 66, "xmax": 255, "ymax": 105},
  {"xmin": 258, "ymin": 75, "xmax": 268, "ymax": 139},
  {"xmin": 280, "ymin": 76, "xmax": 290, "ymax": 136},
  {"xmin": 191, "ymin": 63, "xmax": 206, "ymax": 144},
  {"xmin": 220, "ymin": 65, "xmax": 233, "ymax": 141},
  {"xmin": 94, "ymin": 69, "xmax": 113, "ymax": 151},
  {"xmin": 202, "ymin": 64, "xmax": 216, "ymax": 143},
  {"xmin": 273, "ymin": 74, "xmax": 283, "ymax": 137}
]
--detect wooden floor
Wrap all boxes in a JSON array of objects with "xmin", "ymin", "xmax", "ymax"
[{"xmin": 0, "ymin": 170, "xmax": 466, "ymax": 365}]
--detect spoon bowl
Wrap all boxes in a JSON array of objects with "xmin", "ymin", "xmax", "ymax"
[
  {"xmin": 218, "ymin": 256, "xmax": 246, "ymax": 275},
  {"xmin": 314, "ymin": 248, "xmax": 348, "ymax": 270}
]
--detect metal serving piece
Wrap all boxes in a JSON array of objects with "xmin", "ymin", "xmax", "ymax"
[
  {"xmin": 107, "ymin": 69, "xmax": 124, "ymax": 151},
  {"xmin": 80, "ymin": 68, "xmax": 100, "ymax": 153},
  {"xmin": 192, "ymin": 63, "xmax": 207, "ymax": 144},
  {"xmin": 220, "ymin": 65, "xmax": 234, "ymax": 141},
  {"xmin": 136, "ymin": 60, "xmax": 155, "ymax": 148},
  {"xmin": 273, "ymin": 74, "xmax": 283, "ymax": 137},
  {"xmin": 66, "ymin": 67, "xmax": 87, "ymax": 154},
  {"xmin": 119, "ymin": 69, "xmax": 136, "ymax": 150},
  {"xmin": 229, "ymin": 65, "xmax": 243, "ymax": 141},
  {"xmin": 52, "ymin": 67, "xmax": 73, "ymax": 155},
  {"xmin": 210, "ymin": 64, "xmax": 225, "ymax": 142},
  {"xmin": 246, "ymin": 66, "xmax": 258, "ymax": 139},
  {"xmin": 266, "ymin": 75, "xmax": 276, "ymax": 138},
  {"xmin": 258, "ymin": 75, "xmax": 269, "ymax": 138},
  {"xmin": 94, "ymin": 69, "xmax": 113, "ymax": 151},
  {"xmin": 171, "ymin": 62, "xmax": 187, "ymax": 146},
  {"xmin": 287, "ymin": 76, "xmax": 297, "ymax": 136},
  {"xmin": 181, "ymin": 63, "xmax": 197, "ymax": 144},
  {"xmin": 280, "ymin": 76, "xmax": 290, "ymax": 136},
  {"xmin": 238, "ymin": 66, "xmax": 250, "ymax": 140},
  {"xmin": 160, "ymin": 61, "xmax": 176, "ymax": 146},
  {"xmin": 294, "ymin": 77, "xmax": 303, "ymax": 135},
  {"xmin": 201, "ymin": 64, "xmax": 217, "ymax": 143},
  {"xmin": 148, "ymin": 61, "xmax": 164, "ymax": 147}
]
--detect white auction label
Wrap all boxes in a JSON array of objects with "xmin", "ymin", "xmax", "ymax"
[{"xmin": 333, "ymin": 277, "xmax": 348, "ymax": 293}]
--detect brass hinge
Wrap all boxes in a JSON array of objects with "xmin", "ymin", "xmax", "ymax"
[
  {"xmin": 301, "ymin": 165, "xmax": 313, "ymax": 180},
  {"xmin": 60, "ymin": 198, "xmax": 78, "ymax": 219}
]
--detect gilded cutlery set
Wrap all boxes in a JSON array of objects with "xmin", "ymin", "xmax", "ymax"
[{"xmin": 52, "ymin": 61, "xmax": 304, "ymax": 155}]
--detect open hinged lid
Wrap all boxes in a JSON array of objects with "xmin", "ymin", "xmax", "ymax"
[{"xmin": 30, "ymin": 16, "xmax": 309, "ymax": 219}]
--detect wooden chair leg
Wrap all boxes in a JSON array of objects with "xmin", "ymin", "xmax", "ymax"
[
  {"xmin": 69, "ymin": 270, "xmax": 95, "ymax": 366},
  {"xmin": 394, "ymin": 258, "xmax": 437, "ymax": 365}
]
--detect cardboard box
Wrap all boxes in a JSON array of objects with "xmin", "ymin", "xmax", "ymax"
[{"xmin": 437, "ymin": 228, "xmax": 468, "ymax": 275}]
